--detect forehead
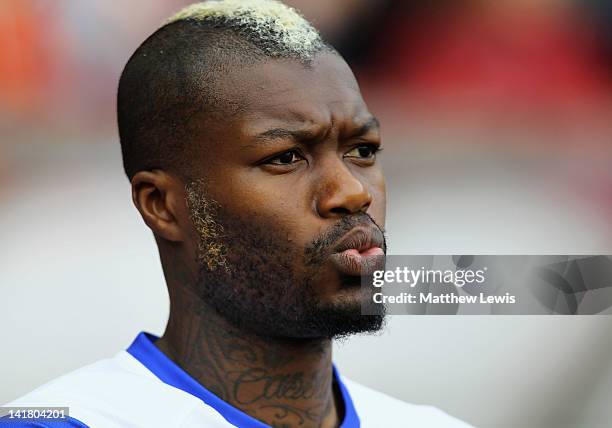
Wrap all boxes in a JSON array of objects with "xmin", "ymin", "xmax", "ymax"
[{"xmin": 219, "ymin": 52, "xmax": 372, "ymax": 131}]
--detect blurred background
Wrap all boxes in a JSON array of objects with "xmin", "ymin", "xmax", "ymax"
[{"xmin": 1, "ymin": 1, "xmax": 612, "ymax": 427}]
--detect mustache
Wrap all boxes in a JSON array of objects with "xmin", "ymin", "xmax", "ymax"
[{"xmin": 304, "ymin": 213, "xmax": 387, "ymax": 266}]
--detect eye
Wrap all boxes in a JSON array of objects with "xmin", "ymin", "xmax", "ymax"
[
  {"xmin": 267, "ymin": 150, "xmax": 305, "ymax": 165},
  {"xmin": 345, "ymin": 144, "xmax": 381, "ymax": 160}
]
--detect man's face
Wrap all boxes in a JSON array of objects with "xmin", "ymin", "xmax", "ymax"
[{"xmin": 183, "ymin": 52, "xmax": 387, "ymax": 339}]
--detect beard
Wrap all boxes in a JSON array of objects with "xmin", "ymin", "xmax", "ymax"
[{"xmin": 185, "ymin": 179, "xmax": 386, "ymax": 340}]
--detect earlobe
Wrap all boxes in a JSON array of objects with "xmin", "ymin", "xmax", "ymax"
[{"xmin": 131, "ymin": 170, "xmax": 186, "ymax": 242}]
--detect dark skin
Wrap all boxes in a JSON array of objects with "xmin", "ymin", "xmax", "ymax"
[{"xmin": 130, "ymin": 52, "xmax": 386, "ymax": 428}]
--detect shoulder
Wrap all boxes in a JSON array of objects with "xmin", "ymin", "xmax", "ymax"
[
  {"xmin": 2, "ymin": 352, "xmax": 228, "ymax": 428},
  {"xmin": 341, "ymin": 377, "xmax": 473, "ymax": 428}
]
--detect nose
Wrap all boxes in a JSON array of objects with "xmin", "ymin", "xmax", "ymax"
[{"xmin": 315, "ymin": 161, "xmax": 373, "ymax": 218}]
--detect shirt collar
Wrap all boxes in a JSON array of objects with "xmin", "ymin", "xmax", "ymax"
[{"xmin": 127, "ymin": 332, "xmax": 360, "ymax": 428}]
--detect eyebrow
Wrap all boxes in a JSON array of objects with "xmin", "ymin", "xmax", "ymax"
[
  {"xmin": 346, "ymin": 116, "xmax": 380, "ymax": 139},
  {"xmin": 249, "ymin": 116, "xmax": 381, "ymax": 147},
  {"xmin": 253, "ymin": 127, "xmax": 321, "ymax": 144}
]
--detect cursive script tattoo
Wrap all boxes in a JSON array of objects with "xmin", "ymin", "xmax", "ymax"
[{"xmin": 154, "ymin": 268, "xmax": 339, "ymax": 428}]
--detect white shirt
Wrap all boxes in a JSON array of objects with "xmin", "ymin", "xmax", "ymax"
[{"xmin": 2, "ymin": 333, "xmax": 471, "ymax": 427}]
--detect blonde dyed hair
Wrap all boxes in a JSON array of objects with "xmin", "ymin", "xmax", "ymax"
[{"xmin": 165, "ymin": 0, "xmax": 326, "ymax": 60}]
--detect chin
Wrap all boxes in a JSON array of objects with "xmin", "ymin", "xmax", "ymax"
[
  {"xmin": 325, "ymin": 314, "xmax": 387, "ymax": 340},
  {"xmin": 308, "ymin": 294, "xmax": 386, "ymax": 340}
]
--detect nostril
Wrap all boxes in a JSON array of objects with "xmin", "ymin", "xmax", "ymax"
[{"xmin": 329, "ymin": 206, "xmax": 353, "ymax": 216}]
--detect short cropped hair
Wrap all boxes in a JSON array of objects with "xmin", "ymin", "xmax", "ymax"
[{"xmin": 117, "ymin": 0, "xmax": 332, "ymax": 180}]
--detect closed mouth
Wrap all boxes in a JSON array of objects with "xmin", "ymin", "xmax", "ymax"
[{"xmin": 333, "ymin": 226, "xmax": 385, "ymax": 255}]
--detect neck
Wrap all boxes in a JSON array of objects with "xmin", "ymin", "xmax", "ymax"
[{"xmin": 155, "ymin": 283, "xmax": 341, "ymax": 428}]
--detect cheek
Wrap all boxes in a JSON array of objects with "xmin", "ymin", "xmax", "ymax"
[{"xmin": 215, "ymin": 177, "xmax": 314, "ymax": 241}]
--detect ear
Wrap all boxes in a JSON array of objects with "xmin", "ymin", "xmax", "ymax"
[{"xmin": 131, "ymin": 170, "xmax": 187, "ymax": 242}]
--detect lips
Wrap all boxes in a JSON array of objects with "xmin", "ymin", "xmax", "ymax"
[{"xmin": 329, "ymin": 226, "xmax": 386, "ymax": 276}]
